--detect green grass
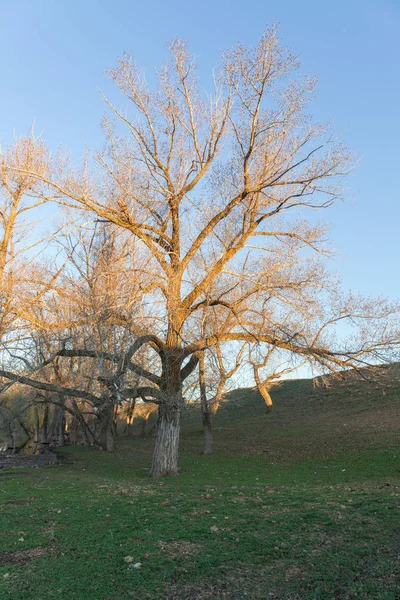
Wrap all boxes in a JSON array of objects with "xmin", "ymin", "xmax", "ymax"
[{"xmin": 1, "ymin": 371, "xmax": 399, "ymax": 599}]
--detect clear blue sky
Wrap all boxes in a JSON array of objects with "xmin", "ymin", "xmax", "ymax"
[{"xmin": 1, "ymin": 0, "xmax": 399, "ymax": 301}]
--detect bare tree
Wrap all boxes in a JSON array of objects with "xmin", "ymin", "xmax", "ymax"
[
  {"xmin": 34, "ymin": 222, "xmax": 153, "ymax": 450},
  {"xmin": 0, "ymin": 133, "xmax": 67, "ymax": 447},
  {"xmin": 6, "ymin": 27, "xmax": 399, "ymax": 475},
  {"xmin": 0, "ymin": 133, "xmax": 53, "ymax": 348}
]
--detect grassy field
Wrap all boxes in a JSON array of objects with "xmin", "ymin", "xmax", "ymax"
[{"xmin": 0, "ymin": 369, "xmax": 399, "ymax": 599}]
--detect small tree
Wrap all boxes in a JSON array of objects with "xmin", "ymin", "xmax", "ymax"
[{"xmin": 195, "ymin": 343, "xmax": 245, "ymax": 454}]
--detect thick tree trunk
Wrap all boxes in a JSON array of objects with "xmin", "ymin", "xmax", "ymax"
[
  {"xmin": 199, "ymin": 352, "xmax": 213, "ymax": 454},
  {"xmin": 202, "ymin": 416, "xmax": 212, "ymax": 455},
  {"xmin": 150, "ymin": 288, "xmax": 185, "ymax": 476},
  {"xmin": 98, "ymin": 403, "xmax": 116, "ymax": 452},
  {"xmin": 150, "ymin": 401, "xmax": 181, "ymax": 476}
]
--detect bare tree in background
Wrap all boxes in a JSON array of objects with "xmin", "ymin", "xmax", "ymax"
[
  {"xmin": 0, "ymin": 134, "xmax": 64, "ymax": 450},
  {"xmin": 54, "ymin": 222, "xmax": 162, "ymax": 450},
  {"xmin": 0, "ymin": 219, "xmax": 155, "ymax": 451},
  {"xmin": 33, "ymin": 222, "xmax": 154, "ymax": 451},
  {"xmin": 209, "ymin": 343, "xmax": 246, "ymax": 415},
  {"xmin": 195, "ymin": 342, "xmax": 245, "ymax": 455},
  {"xmin": 0, "ymin": 134, "xmax": 52, "ymax": 349},
  {"xmin": 7, "ymin": 27, "xmax": 399, "ymax": 475}
]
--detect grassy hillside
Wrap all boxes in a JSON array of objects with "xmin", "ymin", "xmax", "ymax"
[
  {"xmin": 0, "ymin": 367, "xmax": 399, "ymax": 599},
  {"xmin": 182, "ymin": 364, "xmax": 400, "ymax": 461}
]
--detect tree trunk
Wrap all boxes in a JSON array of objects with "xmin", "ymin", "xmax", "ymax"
[
  {"xmin": 98, "ymin": 403, "xmax": 116, "ymax": 452},
  {"xmin": 150, "ymin": 401, "xmax": 181, "ymax": 476},
  {"xmin": 69, "ymin": 417, "xmax": 79, "ymax": 445},
  {"xmin": 199, "ymin": 352, "xmax": 212, "ymax": 454},
  {"xmin": 263, "ymin": 390, "xmax": 273, "ymax": 413},
  {"xmin": 32, "ymin": 407, "xmax": 40, "ymax": 454},
  {"xmin": 10, "ymin": 422, "xmax": 16, "ymax": 454},
  {"xmin": 40, "ymin": 404, "xmax": 50, "ymax": 453},
  {"xmin": 258, "ymin": 383, "xmax": 273, "ymax": 413},
  {"xmin": 147, "ymin": 421, "xmax": 157, "ymax": 437},
  {"xmin": 254, "ymin": 370, "xmax": 273, "ymax": 413},
  {"xmin": 46, "ymin": 405, "xmax": 57, "ymax": 446},
  {"xmin": 81, "ymin": 421, "xmax": 90, "ymax": 446},
  {"xmin": 202, "ymin": 415, "xmax": 212, "ymax": 454},
  {"xmin": 69, "ymin": 400, "xmax": 95, "ymax": 446},
  {"xmin": 210, "ymin": 379, "xmax": 226, "ymax": 415},
  {"xmin": 58, "ymin": 413, "xmax": 65, "ymax": 446},
  {"xmin": 150, "ymin": 342, "xmax": 184, "ymax": 477},
  {"xmin": 126, "ymin": 400, "xmax": 135, "ymax": 436},
  {"xmin": 111, "ymin": 404, "xmax": 119, "ymax": 442},
  {"xmin": 140, "ymin": 412, "xmax": 151, "ymax": 438}
]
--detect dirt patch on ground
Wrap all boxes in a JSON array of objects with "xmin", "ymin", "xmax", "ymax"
[
  {"xmin": 0, "ymin": 499, "xmax": 31, "ymax": 508},
  {"xmin": 161, "ymin": 571, "xmax": 276, "ymax": 600},
  {"xmin": 0, "ymin": 471, "xmax": 35, "ymax": 478},
  {"xmin": 157, "ymin": 540, "xmax": 201, "ymax": 557},
  {"xmin": 0, "ymin": 453, "xmax": 58, "ymax": 469},
  {"xmin": 0, "ymin": 545, "xmax": 55, "ymax": 566}
]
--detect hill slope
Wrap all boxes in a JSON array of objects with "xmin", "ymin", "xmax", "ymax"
[{"xmin": 180, "ymin": 364, "xmax": 400, "ymax": 463}]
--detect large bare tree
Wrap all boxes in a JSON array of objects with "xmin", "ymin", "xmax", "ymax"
[{"xmin": 6, "ymin": 28, "xmax": 399, "ymax": 475}]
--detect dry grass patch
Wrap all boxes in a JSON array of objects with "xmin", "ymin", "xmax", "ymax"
[{"xmin": 0, "ymin": 545, "xmax": 55, "ymax": 566}]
